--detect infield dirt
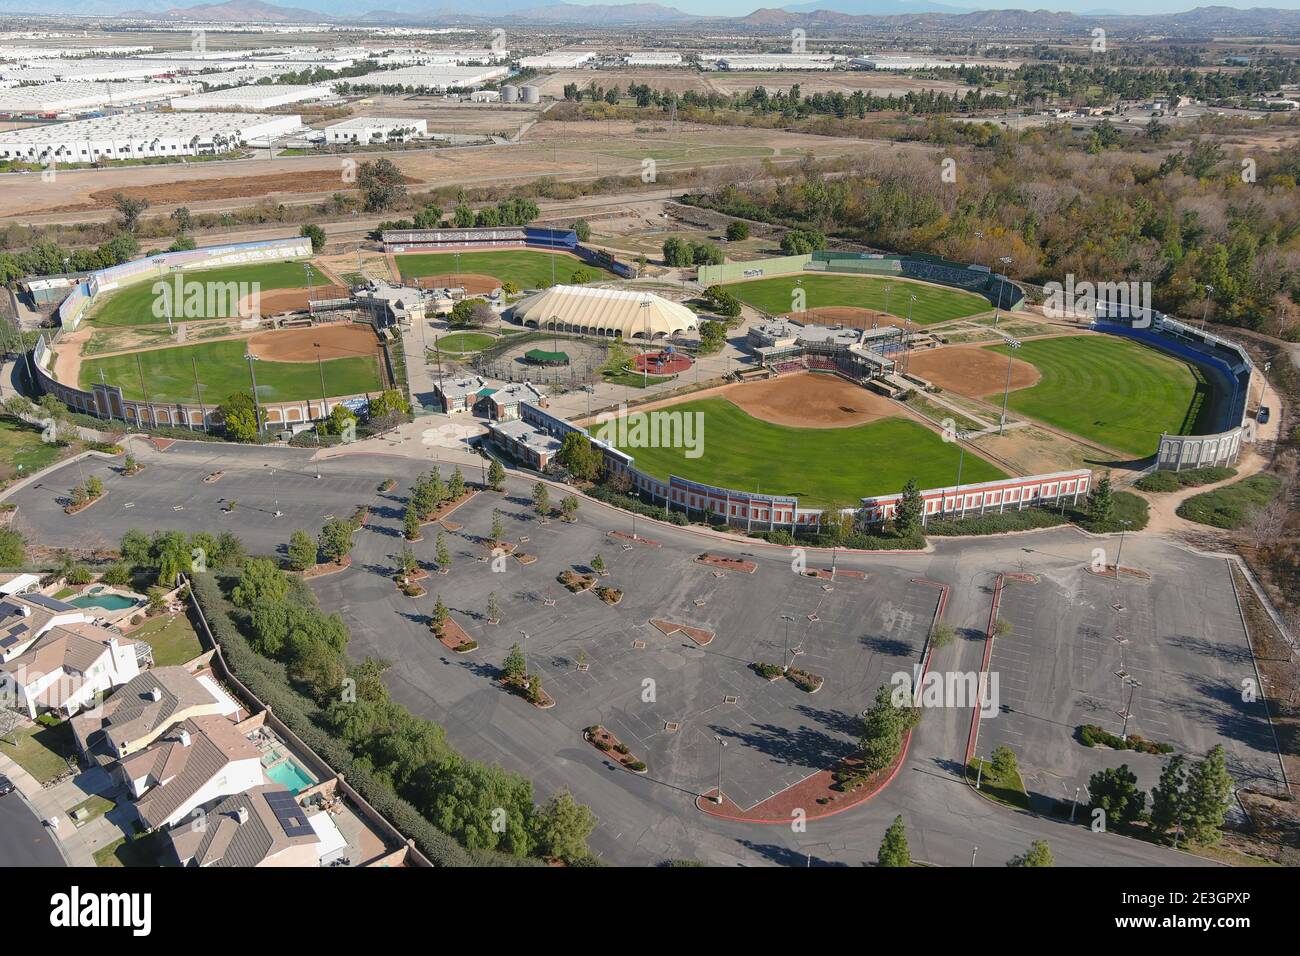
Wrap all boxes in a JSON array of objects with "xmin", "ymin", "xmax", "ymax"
[
  {"xmin": 416, "ymin": 273, "xmax": 502, "ymax": 294},
  {"xmin": 906, "ymin": 346, "xmax": 1040, "ymax": 397},
  {"xmin": 246, "ymin": 323, "xmax": 381, "ymax": 363}
]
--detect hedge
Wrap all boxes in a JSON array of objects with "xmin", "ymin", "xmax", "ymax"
[{"xmin": 586, "ymin": 483, "xmax": 689, "ymax": 525}]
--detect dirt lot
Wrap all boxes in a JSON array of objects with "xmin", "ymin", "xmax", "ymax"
[
  {"xmin": 722, "ymin": 373, "xmax": 897, "ymax": 428},
  {"xmin": 416, "ymin": 273, "xmax": 502, "ymax": 294},
  {"xmin": 906, "ymin": 345, "xmax": 1040, "ymax": 397},
  {"xmin": 246, "ymin": 322, "xmax": 380, "ymax": 363}
]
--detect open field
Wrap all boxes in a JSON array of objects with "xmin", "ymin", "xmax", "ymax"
[
  {"xmin": 86, "ymin": 261, "xmax": 315, "ymax": 328},
  {"xmin": 610, "ymin": 387, "xmax": 1005, "ymax": 505},
  {"xmin": 77, "ymin": 336, "xmax": 382, "ymax": 405},
  {"xmin": 986, "ymin": 335, "xmax": 1209, "ymax": 457},
  {"xmin": 528, "ymin": 69, "xmax": 974, "ymax": 99},
  {"xmin": 726, "ymin": 273, "xmax": 991, "ymax": 324},
  {"xmin": 432, "ymin": 331, "xmax": 496, "ymax": 354},
  {"xmin": 0, "ymin": 416, "xmax": 73, "ymax": 485},
  {"xmin": 395, "ymin": 249, "xmax": 618, "ymax": 288}
]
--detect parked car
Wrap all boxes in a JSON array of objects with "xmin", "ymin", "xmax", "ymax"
[
  {"xmin": 1258, "ymin": 406, "xmax": 1271, "ymax": 424},
  {"xmin": 0, "ymin": 774, "xmax": 14, "ymax": 796}
]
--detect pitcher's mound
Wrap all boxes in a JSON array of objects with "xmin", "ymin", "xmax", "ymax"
[
  {"xmin": 907, "ymin": 346, "xmax": 1040, "ymax": 397},
  {"xmin": 246, "ymin": 323, "xmax": 380, "ymax": 362},
  {"xmin": 417, "ymin": 273, "xmax": 501, "ymax": 294}
]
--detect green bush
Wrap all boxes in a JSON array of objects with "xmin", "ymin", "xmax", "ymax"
[
  {"xmin": 586, "ymin": 483, "xmax": 689, "ymax": 526},
  {"xmin": 1072, "ymin": 491, "xmax": 1149, "ymax": 533},
  {"xmin": 926, "ymin": 508, "xmax": 1070, "ymax": 536},
  {"xmin": 1078, "ymin": 723, "xmax": 1173, "ymax": 755},
  {"xmin": 1176, "ymin": 475, "xmax": 1282, "ymax": 529},
  {"xmin": 1133, "ymin": 466, "xmax": 1236, "ymax": 493}
]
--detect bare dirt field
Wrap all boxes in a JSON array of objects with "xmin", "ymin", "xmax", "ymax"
[
  {"xmin": 717, "ymin": 373, "xmax": 898, "ymax": 428},
  {"xmin": 416, "ymin": 273, "xmax": 502, "ymax": 294},
  {"xmin": 906, "ymin": 345, "xmax": 1040, "ymax": 397},
  {"xmin": 246, "ymin": 322, "xmax": 380, "ymax": 363}
]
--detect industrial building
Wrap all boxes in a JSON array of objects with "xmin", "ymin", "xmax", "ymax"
[
  {"xmin": 0, "ymin": 80, "xmax": 193, "ymax": 115},
  {"xmin": 707, "ymin": 54, "xmax": 841, "ymax": 71},
  {"xmin": 0, "ymin": 111, "xmax": 302, "ymax": 162},
  {"xmin": 341, "ymin": 64, "xmax": 508, "ymax": 90},
  {"xmin": 624, "ymin": 52, "xmax": 683, "ymax": 66},
  {"xmin": 517, "ymin": 51, "xmax": 595, "ymax": 70},
  {"xmin": 322, "ymin": 116, "xmax": 428, "ymax": 144},
  {"xmin": 170, "ymin": 84, "xmax": 330, "ymax": 111},
  {"xmin": 852, "ymin": 55, "xmax": 1017, "ymax": 70}
]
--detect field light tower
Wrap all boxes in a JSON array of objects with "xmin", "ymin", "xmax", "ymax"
[{"xmin": 999, "ymin": 337, "xmax": 1021, "ymax": 435}]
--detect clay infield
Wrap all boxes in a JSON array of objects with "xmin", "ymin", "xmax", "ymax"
[
  {"xmin": 416, "ymin": 273, "xmax": 502, "ymax": 294},
  {"xmin": 244, "ymin": 284, "xmax": 350, "ymax": 315},
  {"xmin": 633, "ymin": 351, "xmax": 692, "ymax": 374},
  {"xmin": 724, "ymin": 373, "xmax": 897, "ymax": 428},
  {"xmin": 246, "ymin": 323, "xmax": 382, "ymax": 363},
  {"xmin": 906, "ymin": 346, "xmax": 1040, "ymax": 397},
  {"xmin": 780, "ymin": 306, "xmax": 897, "ymax": 329}
]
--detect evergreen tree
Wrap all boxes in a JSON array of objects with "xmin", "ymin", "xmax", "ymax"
[
  {"xmin": 894, "ymin": 478, "xmax": 924, "ymax": 536},
  {"xmin": 504, "ymin": 642, "xmax": 526, "ymax": 678},
  {"xmin": 1149, "ymin": 755, "xmax": 1188, "ymax": 840},
  {"xmin": 448, "ymin": 466, "xmax": 466, "ymax": 500},
  {"xmin": 403, "ymin": 506, "xmax": 420, "ymax": 540},
  {"xmin": 1087, "ymin": 764, "xmax": 1145, "ymax": 827},
  {"xmin": 286, "ymin": 530, "xmax": 317, "ymax": 571},
  {"xmin": 860, "ymin": 684, "xmax": 921, "ymax": 773},
  {"xmin": 491, "ymin": 509, "xmax": 505, "ymax": 543},
  {"xmin": 432, "ymin": 596, "xmax": 449, "ymax": 625},
  {"xmin": 877, "ymin": 815, "xmax": 910, "ymax": 867},
  {"xmin": 436, "ymin": 532, "xmax": 452, "ymax": 571},
  {"xmin": 1007, "ymin": 840, "xmax": 1053, "ymax": 867},
  {"xmin": 532, "ymin": 481, "xmax": 550, "ymax": 518},
  {"xmin": 1183, "ymin": 745, "xmax": 1233, "ymax": 845},
  {"xmin": 487, "ymin": 591, "xmax": 501, "ymax": 623},
  {"xmin": 488, "ymin": 458, "xmax": 505, "ymax": 491},
  {"xmin": 1088, "ymin": 472, "xmax": 1115, "ymax": 526}
]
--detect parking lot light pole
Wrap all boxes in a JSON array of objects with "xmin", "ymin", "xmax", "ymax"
[
  {"xmin": 1113, "ymin": 519, "xmax": 1133, "ymax": 575},
  {"xmin": 713, "ymin": 734, "xmax": 727, "ymax": 804},
  {"xmin": 1069, "ymin": 786, "xmax": 1082, "ymax": 821},
  {"xmin": 519, "ymin": 629, "xmax": 530, "ymax": 675},
  {"xmin": 1120, "ymin": 676, "xmax": 1142, "ymax": 742},
  {"xmin": 781, "ymin": 613, "xmax": 795, "ymax": 672}
]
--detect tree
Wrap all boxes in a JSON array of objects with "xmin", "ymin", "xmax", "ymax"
[
  {"xmin": 1183, "ymin": 745, "xmax": 1233, "ymax": 845},
  {"xmin": 112, "ymin": 191, "xmax": 149, "ymax": 232},
  {"xmin": 557, "ymin": 432, "xmax": 602, "ymax": 482},
  {"xmin": 486, "ymin": 591, "xmax": 501, "ymax": 623},
  {"xmin": 1007, "ymin": 840, "xmax": 1054, "ymax": 867},
  {"xmin": 877, "ymin": 815, "xmax": 910, "ymax": 867},
  {"xmin": 357, "ymin": 158, "xmax": 407, "ymax": 211},
  {"xmin": 232, "ymin": 558, "xmax": 289, "ymax": 610},
  {"xmin": 1149, "ymin": 754, "xmax": 1188, "ymax": 840},
  {"xmin": 991, "ymin": 745, "xmax": 1018, "ymax": 779},
  {"xmin": 85, "ymin": 475, "xmax": 103, "ymax": 498},
  {"xmin": 698, "ymin": 320, "xmax": 727, "ymax": 355},
  {"xmin": 726, "ymin": 220, "xmax": 750, "ymax": 241},
  {"xmin": 448, "ymin": 466, "xmax": 466, "ymax": 500},
  {"xmin": 287, "ymin": 530, "xmax": 317, "ymax": 572},
  {"xmin": 860, "ymin": 684, "xmax": 921, "ymax": 773},
  {"xmin": 300, "ymin": 223, "xmax": 326, "ymax": 253},
  {"xmin": 218, "ymin": 392, "xmax": 262, "ymax": 442},
  {"xmin": 491, "ymin": 508, "xmax": 505, "ymax": 544},
  {"xmin": 324, "ymin": 403, "xmax": 356, "ymax": 437},
  {"xmin": 930, "ymin": 622, "xmax": 956, "ymax": 649},
  {"xmin": 318, "ymin": 517, "xmax": 355, "ymax": 565},
  {"xmin": 504, "ymin": 642, "xmax": 526, "ymax": 678},
  {"xmin": 531, "ymin": 481, "xmax": 550, "ymax": 518},
  {"xmin": 170, "ymin": 206, "xmax": 193, "ymax": 234},
  {"xmin": 894, "ymin": 478, "xmax": 924, "ymax": 537},
  {"xmin": 101, "ymin": 563, "xmax": 132, "ymax": 587},
  {"xmin": 1088, "ymin": 764, "xmax": 1146, "ymax": 827},
  {"xmin": 780, "ymin": 229, "xmax": 825, "ymax": 255},
  {"xmin": 1088, "ymin": 471, "xmax": 1115, "ymax": 526},
  {"xmin": 532, "ymin": 790, "xmax": 596, "ymax": 864},
  {"xmin": 403, "ymin": 506, "xmax": 420, "ymax": 540},
  {"xmin": 0, "ymin": 527, "xmax": 25, "ymax": 567},
  {"xmin": 120, "ymin": 529, "xmax": 152, "ymax": 567},
  {"xmin": 662, "ymin": 236, "xmax": 693, "ymax": 267},
  {"xmin": 560, "ymin": 495, "xmax": 579, "ymax": 521},
  {"xmin": 488, "ymin": 458, "xmax": 505, "ymax": 491},
  {"xmin": 432, "ymin": 596, "xmax": 449, "ymax": 626},
  {"xmin": 435, "ymin": 532, "xmax": 452, "ymax": 571},
  {"xmin": 572, "ymin": 219, "xmax": 591, "ymax": 242},
  {"xmin": 453, "ymin": 204, "xmax": 476, "ymax": 228},
  {"xmin": 397, "ymin": 543, "xmax": 419, "ymax": 576}
]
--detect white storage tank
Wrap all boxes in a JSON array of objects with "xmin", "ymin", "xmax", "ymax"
[
  {"xmin": 521, "ymin": 85, "xmax": 540, "ymax": 104},
  {"xmin": 501, "ymin": 84, "xmax": 519, "ymax": 103}
]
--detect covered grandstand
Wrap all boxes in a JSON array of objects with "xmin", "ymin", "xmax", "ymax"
[{"xmin": 509, "ymin": 286, "xmax": 699, "ymax": 340}]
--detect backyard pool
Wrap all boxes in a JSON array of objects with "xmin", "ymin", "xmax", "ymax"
[
  {"xmin": 68, "ymin": 593, "xmax": 139, "ymax": 612},
  {"xmin": 266, "ymin": 758, "xmax": 316, "ymax": 795}
]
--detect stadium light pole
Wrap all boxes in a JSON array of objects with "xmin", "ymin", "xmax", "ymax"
[
  {"xmin": 999, "ymin": 338, "xmax": 1021, "ymax": 435},
  {"xmin": 1201, "ymin": 283, "xmax": 1214, "ymax": 330},
  {"xmin": 244, "ymin": 353, "xmax": 263, "ymax": 433},
  {"xmin": 883, "ymin": 283, "xmax": 892, "ymax": 318},
  {"xmin": 994, "ymin": 256, "xmax": 1012, "ymax": 325},
  {"xmin": 313, "ymin": 342, "xmax": 328, "ymax": 421}
]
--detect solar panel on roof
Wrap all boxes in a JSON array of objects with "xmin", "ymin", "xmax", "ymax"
[
  {"xmin": 263, "ymin": 788, "xmax": 313, "ymax": 838},
  {"xmin": 23, "ymin": 594, "xmax": 75, "ymax": 612}
]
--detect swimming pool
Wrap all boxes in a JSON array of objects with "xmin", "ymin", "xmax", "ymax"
[
  {"xmin": 266, "ymin": 758, "xmax": 315, "ymax": 795},
  {"xmin": 68, "ymin": 594, "xmax": 139, "ymax": 611}
]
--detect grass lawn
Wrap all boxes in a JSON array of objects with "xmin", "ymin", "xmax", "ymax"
[
  {"xmin": 968, "ymin": 757, "xmax": 1031, "ymax": 811},
  {"xmin": 1176, "ymin": 474, "xmax": 1282, "ymax": 529},
  {"xmin": 0, "ymin": 415, "xmax": 74, "ymax": 485},
  {"xmin": 68, "ymin": 793, "xmax": 115, "ymax": 827},
  {"xmin": 603, "ymin": 370, "xmax": 676, "ymax": 388},
  {"xmin": 725, "ymin": 273, "xmax": 991, "ymax": 324},
  {"xmin": 0, "ymin": 721, "xmax": 74, "ymax": 784},
  {"xmin": 987, "ymin": 336, "xmax": 1209, "ymax": 458},
  {"xmin": 94, "ymin": 831, "xmax": 165, "ymax": 868},
  {"xmin": 394, "ymin": 250, "xmax": 618, "ymax": 289},
  {"xmin": 127, "ymin": 612, "xmax": 203, "ymax": 667},
  {"xmin": 78, "ymin": 338, "xmax": 382, "ymax": 405},
  {"xmin": 606, "ymin": 397, "xmax": 1005, "ymax": 507},
  {"xmin": 433, "ymin": 331, "xmax": 496, "ymax": 354},
  {"xmin": 87, "ymin": 260, "xmax": 315, "ymax": 328},
  {"xmin": 1134, "ymin": 465, "xmax": 1237, "ymax": 493}
]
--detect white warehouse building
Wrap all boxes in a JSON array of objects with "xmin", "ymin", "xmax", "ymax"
[
  {"xmin": 0, "ymin": 112, "xmax": 301, "ymax": 163},
  {"xmin": 341, "ymin": 64, "xmax": 508, "ymax": 90},
  {"xmin": 624, "ymin": 52, "xmax": 683, "ymax": 66},
  {"xmin": 0, "ymin": 80, "xmax": 194, "ymax": 114},
  {"xmin": 322, "ymin": 116, "xmax": 428, "ymax": 144},
  {"xmin": 170, "ymin": 84, "xmax": 329, "ymax": 111},
  {"xmin": 518, "ymin": 51, "xmax": 595, "ymax": 70}
]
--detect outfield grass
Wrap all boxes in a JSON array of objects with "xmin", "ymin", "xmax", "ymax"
[
  {"xmin": 394, "ymin": 250, "xmax": 619, "ymax": 289},
  {"xmin": 433, "ymin": 331, "xmax": 496, "ymax": 354},
  {"xmin": 87, "ymin": 261, "xmax": 315, "ymax": 328},
  {"xmin": 78, "ymin": 339, "xmax": 382, "ymax": 405},
  {"xmin": 607, "ymin": 398, "xmax": 1005, "ymax": 507},
  {"xmin": 725, "ymin": 273, "xmax": 991, "ymax": 324},
  {"xmin": 987, "ymin": 336, "xmax": 1208, "ymax": 458}
]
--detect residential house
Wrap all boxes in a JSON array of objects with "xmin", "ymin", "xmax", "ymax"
[
  {"xmin": 166, "ymin": 783, "xmax": 321, "ymax": 867},
  {"xmin": 0, "ymin": 622, "xmax": 139, "ymax": 718}
]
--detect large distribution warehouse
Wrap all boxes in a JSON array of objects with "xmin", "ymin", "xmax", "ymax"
[
  {"xmin": 170, "ymin": 84, "xmax": 330, "ymax": 111},
  {"xmin": 0, "ymin": 111, "xmax": 301, "ymax": 162}
]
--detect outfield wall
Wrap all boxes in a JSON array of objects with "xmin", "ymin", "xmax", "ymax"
[
  {"xmin": 517, "ymin": 403, "xmax": 1090, "ymax": 531},
  {"xmin": 30, "ymin": 238, "xmax": 376, "ymax": 432}
]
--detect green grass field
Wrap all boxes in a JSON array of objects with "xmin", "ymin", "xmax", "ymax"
[
  {"xmin": 0, "ymin": 415, "xmax": 73, "ymax": 483},
  {"xmin": 87, "ymin": 261, "xmax": 315, "ymax": 328},
  {"xmin": 433, "ymin": 331, "xmax": 495, "ymax": 354},
  {"xmin": 987, "ymin": 336, "xmax": 1209, "ymax": 458},
  {"xmin": 607, "ymin": 398, "xmax": 1005, "ymax": 507},
  {"xmin": 78, "ymin": 339, "xmax": 382, "ymax": 405},
  {"xmin": 394, "ymin": 250, "xmax": 619, "ymax": 289},
  {"xmin": 1176, "ymin": 474, "xmax": 1282, "ymax": 529},
  {"xmin": 725, "ymin": 273, "xmax": 991, "ymax": 324}
]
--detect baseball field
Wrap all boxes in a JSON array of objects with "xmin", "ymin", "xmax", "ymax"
[
  {"xmin": 87, "ymin": 261, "xmax": 317, "ymax": 328},
  {"xmin": 725, "ymin": 273, "xmax": 991, "ymax": 324},
  {"xmin": 986, "ymin": 335, "xmax": 1210, "ymax": 457},
  {"xmin": 612, "ymin": 388, "xmax": 1006, "ymax": 507},
  {"xmin": 395, "ymin": 250, "xmax": 619, "ymax": 289},
  {"xmin": 77, "ymin": 334, "xmax": 383, "ymax": 406}
]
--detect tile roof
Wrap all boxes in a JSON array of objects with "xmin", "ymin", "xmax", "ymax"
[
  {"xmin": 128, "ymin": 715, "xmax": 261, "ymax": 830},
  {"xmin": 71, "ymin": 666, "xmax": 220, "ymax": 757},
  {"xmin": 168, "ymin": 784, "xmax": 318, "ymax": 867}
]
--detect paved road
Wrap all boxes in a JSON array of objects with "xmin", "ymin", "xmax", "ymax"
[
  {"xmin": 4, "ymin": 440, "xmax": 1254, "ymax": 867},
  {"xmin": 0, "ymin": 794, "xmax": 66, "ymax": 867}
]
